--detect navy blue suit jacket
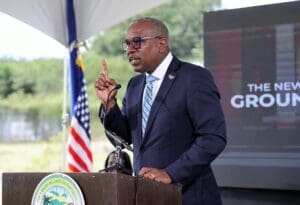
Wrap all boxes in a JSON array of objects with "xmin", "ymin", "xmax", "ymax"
[{"xmin": 101, "ymin": 56, "xmax": 226, "ymax": 205}]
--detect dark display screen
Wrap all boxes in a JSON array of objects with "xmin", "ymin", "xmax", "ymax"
[{"xmin": 204, "ymin": 2, "xmax": 300, "ymax": 190}]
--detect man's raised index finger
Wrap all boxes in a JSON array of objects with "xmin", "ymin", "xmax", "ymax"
[{"xmin": 101, "ymin": 59, "xmax": 109, "ymax": 77}]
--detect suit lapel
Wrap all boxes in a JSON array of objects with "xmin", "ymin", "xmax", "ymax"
[
  {"xmin": 142, "ymin": 57, "xmax": 181, "ymax": 140},
  {"xmin": 135, "ymin": 75, "xmax": 146, "ymax": 146}
]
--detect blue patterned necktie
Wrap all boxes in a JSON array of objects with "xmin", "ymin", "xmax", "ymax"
[{"xmin": 142, "ymin": 75, "xmax": 157, "ymax": 136}]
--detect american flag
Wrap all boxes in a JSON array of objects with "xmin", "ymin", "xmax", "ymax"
[
  {"xmin": 66, "ymin": 55, "xmax": 93, "ymax": 172},
  {"xmin": 66, "ymin": 0, "xmax": 92, "ymax": 172}
]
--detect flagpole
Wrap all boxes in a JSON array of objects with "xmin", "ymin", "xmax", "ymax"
[{"xmin": 61, "ymin": 48, "xmax": 69, "ymax": 171}]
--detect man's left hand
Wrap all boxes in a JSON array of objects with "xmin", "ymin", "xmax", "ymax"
[{"xmin": 139, "ymin": 167, "xmax": 172, "ymax": 184}]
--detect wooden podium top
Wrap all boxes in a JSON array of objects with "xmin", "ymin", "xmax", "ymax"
[{"xmin": 2, "ymin": 172, "xmax": 182, "ymax": 205}]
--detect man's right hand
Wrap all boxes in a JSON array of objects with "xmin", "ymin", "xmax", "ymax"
[{"xmin": 94, "ymin": 59, "xmax": 118, "ymax": 111}]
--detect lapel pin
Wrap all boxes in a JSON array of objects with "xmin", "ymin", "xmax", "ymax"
[{"xmin": 168, "ymin": 74, "xmax": 175, "ymax": 80}]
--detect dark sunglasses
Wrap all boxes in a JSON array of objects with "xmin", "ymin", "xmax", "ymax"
[{"xmin": 122, "ymin": 36, "xmax": 162, "ymax": 51}]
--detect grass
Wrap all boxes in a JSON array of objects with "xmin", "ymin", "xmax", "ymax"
[{"xmin": 0, "ymin": 137, "xmax": 117, "ymax": 173}]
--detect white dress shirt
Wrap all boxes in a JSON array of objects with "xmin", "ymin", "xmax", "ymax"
[{"xmin": 144, "ymin": 52, "xmax": 173, "ymax": 103}]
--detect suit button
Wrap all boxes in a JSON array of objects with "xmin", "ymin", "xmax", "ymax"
[{"xmin": 140, "ymin": 146, "xmax": 145, "ymax": 153}]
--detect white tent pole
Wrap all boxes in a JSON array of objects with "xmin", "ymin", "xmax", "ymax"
[{"xmin": 61, "ymin": 47, "xmax": 69, "ymax": 171}]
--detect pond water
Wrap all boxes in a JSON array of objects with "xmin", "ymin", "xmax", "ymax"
[{"xmin": 0, "ymin": 108, "xmax": 61, "ymax": 141}]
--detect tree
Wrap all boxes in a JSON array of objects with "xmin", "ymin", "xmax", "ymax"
[
  {"xmin": 20, "ymin": 81, "xmax": 35, "ymax": 95},
  {"xmin": 0, "ymin": 65, "xmax": 15, "ymax": 98},
  {"xmin": 91, "ymin": 0, "xmax": 221, "ymax": 60}
]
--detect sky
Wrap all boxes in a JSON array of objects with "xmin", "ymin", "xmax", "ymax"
[{"xmin": 0, "ymin": 0, "xmax": 297, "ymax": 59}]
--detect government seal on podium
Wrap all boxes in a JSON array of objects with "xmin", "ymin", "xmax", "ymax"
[{"xmin": 31, "ymin": 173, "xmax": 85, "ymax": 205}]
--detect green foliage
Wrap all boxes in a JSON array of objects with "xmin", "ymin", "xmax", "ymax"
[
  {"xmin": 0, "ymin": 65, "xmax": 15, "ymax": 97},
  {"xmin": 20, "ymin": 81, "xmax": 35, "ymax": 95},
  {"xmin": 91, "ymin": 0, "xmax": 221, "ymax": 60},
  {"xmin": 0, "ymin": 53, "xmax": 135, "ymax": 139},
  {"xmin": 0, "ymin": 58, "xmax": 65, "ymax": 123},
  {"xmin": 0, "ymin": 92, "xmax": 62, "ymax": 117},
  {"xmin": 0, "ymin": 58, "xmax": 63, "ymax": 95},
  {"xmin": 143, "ymin": 0, "xmax": 220, "ymax": 59},
  {"xmin": 91, "ymin": 25, "xmax": 128, "ymax": 56}
]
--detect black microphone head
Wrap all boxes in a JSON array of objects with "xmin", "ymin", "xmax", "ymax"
[{"xmin": 115, "ymin": 84, "xmax": 121, "ymax": 89}]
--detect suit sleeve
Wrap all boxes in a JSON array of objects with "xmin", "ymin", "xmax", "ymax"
[
  {"xmin": 98, "ymin": 81, "xmax": 133, "ymax": 145},
  {"xmin": 165, "ymin": 69, "xmax": 226, "ymax": 184}
]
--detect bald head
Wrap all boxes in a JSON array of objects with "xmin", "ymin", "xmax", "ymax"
[
  {"xmin": 129, "ymin": 17, "xmax": 169, "ymax": 39},
  {"xmin": 125, "ymin": 17, "xmax": 170, "ymax": 73}
]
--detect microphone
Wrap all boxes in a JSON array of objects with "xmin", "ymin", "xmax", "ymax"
[
  {"xmin": 104, "ymin": 129, "xmax": 133, "ymax": 152},
  {"xmin": 115, "ymin": 84, "xmax": 121, "ymax": 90}
]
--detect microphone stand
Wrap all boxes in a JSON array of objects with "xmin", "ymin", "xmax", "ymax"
[{"xmin": 100, "ymin": 130, "xmax": 133, "ymax": 174}]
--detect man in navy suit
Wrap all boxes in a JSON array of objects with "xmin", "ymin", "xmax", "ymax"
[{"xmin": 95, "ymin": 17, "xmax": 226, "ymax": 205}]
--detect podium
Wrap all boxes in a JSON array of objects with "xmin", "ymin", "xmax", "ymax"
[{"xmin": 2, "ymin": 172, "xmax": 182, "ymax": 205}]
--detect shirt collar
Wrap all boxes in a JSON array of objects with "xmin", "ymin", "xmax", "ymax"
[{"xmin": 146, "ymin": 52, "xmax": 173, "ymax": 80}]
